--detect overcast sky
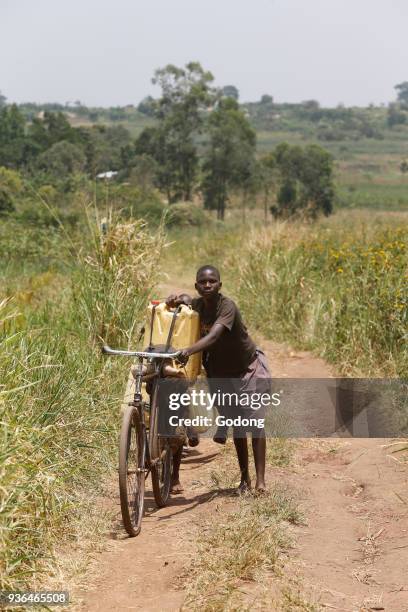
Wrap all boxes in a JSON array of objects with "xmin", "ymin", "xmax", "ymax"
[{"xmin": 1, "ymin": 0, "xmax": 407, "ymax": 107}]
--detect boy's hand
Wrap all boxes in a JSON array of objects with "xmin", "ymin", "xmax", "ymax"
[
  {"xmin": 165, "ymin": 294, "xmax": 192, "ymax": 308},
  {"xmin": 177, "ymin": 348, "xmax": 191, "ymax": 365},
  {"xmin": 165, "ymin": 294, "xmax": 179, "ymax": 308}
]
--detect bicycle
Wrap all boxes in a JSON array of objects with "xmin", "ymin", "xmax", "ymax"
[{"xmin": 102, "ymin": 345, "xmax": 185, "ymax": 537}]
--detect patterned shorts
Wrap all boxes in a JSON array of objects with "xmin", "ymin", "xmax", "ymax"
[{"xmin": 209, "ymin": 348, "xmax": 271, "ymax": 436}]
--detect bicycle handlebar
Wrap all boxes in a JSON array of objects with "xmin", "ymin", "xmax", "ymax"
[{"xmin": 102, "ymin": 345, "xmax": 182, "ymax": 360}]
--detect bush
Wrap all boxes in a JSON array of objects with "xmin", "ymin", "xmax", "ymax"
[{"xmin": 166, "ymin": 202, "xmax": 211, "ymax": 228}]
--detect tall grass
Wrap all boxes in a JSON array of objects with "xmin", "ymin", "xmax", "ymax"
[
  {"xmin": 231, "ymin": 216, "xmax": 406, "ymax": 376},
  {"xmin": 176, "ymin": 211, "xmax": 407, "ymax": 376},
  {"xmin": 0, "ymin": 213, "xmax": 164, "ymax": 590}
]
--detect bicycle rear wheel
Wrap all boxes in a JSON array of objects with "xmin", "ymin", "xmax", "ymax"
[
  {"xmin": 149, "ymin": 381, "xmax": 172, "ymax": 507},
  {"xmin": 119, "ymin": 405, "xmax": 145, "ymax": 536}
]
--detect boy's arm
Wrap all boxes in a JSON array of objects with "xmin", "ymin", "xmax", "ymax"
[
  {"xmin": 179, "ymin": 298, "xmax": 236, "ymax": 360},
  {"xmin": 179, "ymin": 323, "xmax": 225, "ymax": 359}
]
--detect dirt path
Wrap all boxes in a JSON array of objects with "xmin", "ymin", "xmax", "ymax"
[
  {"xmin": 288, "ymin": 438, "xmax": 408, "ymax": 611},
  {"xmin": 76, "ymin": 280, "xmax": 407, "ymax": 611}
]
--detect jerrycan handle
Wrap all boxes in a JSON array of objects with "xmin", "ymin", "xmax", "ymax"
[
  {"xmin": 165, "ymin": 305, "xmax": 182, "ymax": 352},
  {"xmin": 148, "ymin": 300, "xmax": 161, "ymax": 350}
]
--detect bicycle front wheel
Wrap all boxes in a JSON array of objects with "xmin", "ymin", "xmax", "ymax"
[
  {"xmin": 149, "ymin": 381, "xmax": 172, "ymax": 507},
  {"xmin": 119, "ymin": 405, "xmax": 145, "ymax": 537}
]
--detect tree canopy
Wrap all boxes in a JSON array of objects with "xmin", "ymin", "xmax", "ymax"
[
  {"xmin": 201, "ymin": 98, "xmax": 256, "ymax": 220},
  {"xmin": 271, "ymin": 142, "xmax": 334, "ymax": 218},
  {"xmin": 134, "ymin": 62, "xmax": 216, "ymax": 202}
]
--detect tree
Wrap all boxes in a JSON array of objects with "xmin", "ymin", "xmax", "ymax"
[
  {"xmin": 128, "ymin": 154, "xmax": 158, "ymax": 193},
  {"xmin": 134, "ymin": 126, "xmax": 180, "ymax": 201},
  {"xmin": 221, "ymin": 85, "xmax": 239, "ymax": 101},
  {"xmin": 400, "ymin": 159, "xmax": 408, "ymax": 174},
  {"xmin": 0, "ymin": 90, "xmax": 6, "ymax": 108},
  {"xmin": 0, "ymin": 104, "xmax": 26, "ymax": 167},
  {"xmin": 395, "ymin": 82, "xmax": 408, "ymax": 107},
  {"xmin": 137, "ymin": 96, "xmax": 156, "ymax": 116},
  {"xmin": 36, "ymin": 140, "xmax": 86, "ymax": 181},
  {"xmin": 302, "ymin": 99, "xmax": 320, "ymax": 110},
  {"xmin": 134, "ymin": 62, "xmax": 215, "ymax": 202},
  {"xmin": 271, "ymin": 143, "xmax": 334, "ymax": 218},
  {"xmin": 387, "ymin": 103, "xmax": 407, "ymax": 127},
  {"xmin": 258, "ymin": 153, "xmax": 277, "ymax": 222},
  {"xmin": 201, "ymin": 98, "xmax": 256, "ymax": 220},
  {"xmin": 0, "ymin": 166, "xmax": 23, "ymax": 215},
  {"xmin": 260, "ymin": 94, "xmax": 273, "ymax": 105}
]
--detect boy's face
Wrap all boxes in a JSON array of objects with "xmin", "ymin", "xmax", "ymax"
[{"xmin": 195, "ymin": 269, "xmax": 222, "ymax": 299}]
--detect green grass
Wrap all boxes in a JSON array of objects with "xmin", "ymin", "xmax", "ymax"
[
  {"xmin": 170, "ymin": 210, "xmax": 407, "ymax": 377},
  {"xmin": 235, "ymin": 214, "xmax": 407, "ymax": 376},
  {"xmin": 0, "ymin": 213, "xmax": 164, "ymax": 591}
]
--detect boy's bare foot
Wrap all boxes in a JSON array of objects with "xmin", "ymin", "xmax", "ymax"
[
  {"xmin": 170, "ymin": 479, "xmax": 184, "ymax": 494},
  {"xmin": 187, "ymin": 429, "xmax": 200, "ymax": 447},
  {"xmin": 213, "ymin": 425, "xmax": 228, "ymax": 445},
  {"xmin": 236, "ymin": 480, "xmax": 252, "ymax": 496},
  {"xmin": 255, "ymin": 480, "xmax": 266, "ymax": 494}
]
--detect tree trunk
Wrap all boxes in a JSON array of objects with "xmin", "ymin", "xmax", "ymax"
[
  {"xmin": 242, "ymin": 190, "xmax": 247, "ymax": 223},
  {"xmin": 264, "ymin": 188, "xmax": 269, "ymax": 224}
]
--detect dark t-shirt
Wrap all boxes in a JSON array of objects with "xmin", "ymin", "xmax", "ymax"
[{"xmin": 191, "ymin": 294, "xmax": 256, "ymax": 377}]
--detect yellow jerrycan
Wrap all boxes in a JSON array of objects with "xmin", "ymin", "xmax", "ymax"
[{"xmin": 143, "ymin": 301, "xmax": 202, "ymax": 381}]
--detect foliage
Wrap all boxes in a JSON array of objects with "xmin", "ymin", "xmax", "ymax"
[
  {"xmin": 103, "ymin": 182, "xmax": 166, "ymax": 224},
  {"xmin": 260, "ymin": 94, "xmax": 274, "ymax": 105},
  {"xmin": 2, "ymin": 73, "xmax": 408, "ymax": 217},
  {"xmin": 201, "ymin": 98, "xmax": 256, "ymax": 219},
  {"xmin": 245, "ymin": 99, "xmax": 385, "ymax": 141},
  {"xmin": 400, "ymin": 159, "xmax": 408, "ymax": 174},
  {"xmin": 271, "ymin": 142, "xmax": 334, "ymax": 218},
  {"xmin": 165, "ymin": 202, "xmax": 210, "ymax": 228},
  {"xmin": 36, "ymin": 140, "xmax": 86, "ymax": 181},
  {"xmin": 124, "ymin": 153, "xmax": 158, "ymax": 192},
  {"xmin": 0, "ymin": 214, "xmax": 164, "ymax": 591},
  {"xmin": 207, "ymin": 215, "xmax": 406, "ymax": 376},
  {"xmin": 137, "ymin": 95, "xmax": 156, "ymax": 116},
  {"xmin": 0, "ymin": 104, "xmax": 132, "ymax": 183},
  {"xmin": 0, "ymin": 166, "xmax": 23, "ymax": 215},
  {"xmin": 221, "ymin": 85, "xmax": 239, "ymax": 100},
  {"xmin": 387, "ymin": 103, "xmax": 407, "ymax": 128},
  {"xmin": 0, "ymin": 104, "xmax": 27, "ymax": 167},
  {"xmin": 395, "ymin": 81, "xmax": 408, "ymax": 107},
  {"xmin": 134, "ymin": 62, "xmax": 216, "ymax": 202}
]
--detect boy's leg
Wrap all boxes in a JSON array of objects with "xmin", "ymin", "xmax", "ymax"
[
  {"xmin": 213, "ymin": 423, "xmax": 228, "ymax": 445},
  {"xmin": 170, "ymin": 444, "xmax": 183, "ymax": 493},
  {"xmin": 252, "ymin": 431, "xmax": 266, "ymax": 492},
  {"xmin": 233, "ymin": 431, "xmax": 251, "ymax": 491}
]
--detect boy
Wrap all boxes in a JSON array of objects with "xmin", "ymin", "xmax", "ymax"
[{"xmin": 166, "ymin": 265, "xmax": 270, "ymax": 494}]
